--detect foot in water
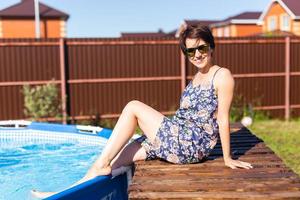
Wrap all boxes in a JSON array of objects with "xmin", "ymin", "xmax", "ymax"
[
  {"xmin": 30, "ymin": 166, "xmax": 112, "ymax": 199},
  {"xmin": 30, "ymin": 190, "xmax": 56, "ymax": 199}
]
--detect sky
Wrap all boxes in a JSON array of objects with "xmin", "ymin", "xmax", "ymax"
[{"xmin": 0, "ymin": 0, "xmax": 271, "ymax": 38}]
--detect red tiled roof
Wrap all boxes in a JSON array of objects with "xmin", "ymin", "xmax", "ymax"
[
  {"xmin": 167, "ymin": 29, "xmax": 177, "ymax": 35},
  {"xmin": 0, "ymin": 0, "xmax": 69, "ymax": 19},
  {"xmin": 220, "ymin": 12, "xmax": 261, "ymax": 23},
  {"xmin": 282, "ymin": 0, "xmax": 300, "ymax": 16},
  {"xmin": 185, "ymin": 20, "xmax": 220, "ymax": 27}
]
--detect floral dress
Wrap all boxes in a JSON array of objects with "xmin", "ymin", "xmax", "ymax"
[{"xmin": 135, "ymin": 68, "xmax": 222, "ymax": 164}]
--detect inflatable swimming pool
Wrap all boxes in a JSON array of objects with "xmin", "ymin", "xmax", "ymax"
[{"xmin": 0, "ymin": 120, "xmax": 131, "ymax": 200}]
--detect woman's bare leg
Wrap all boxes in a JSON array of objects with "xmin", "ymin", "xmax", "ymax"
[
  {"xmin": 31, "ymin": 100, "xmax": 163, "ymax": 198},
  {"xmin": 88, "ymin": 100, "xmax": 164, "ymax": 176}
]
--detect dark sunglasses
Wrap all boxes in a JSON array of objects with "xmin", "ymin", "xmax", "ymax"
[{"xmin": 184, "ymin": 44, "xmax": 210, "ymax": 57}]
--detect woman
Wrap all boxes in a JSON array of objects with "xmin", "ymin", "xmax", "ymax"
[{"xmin": 32, "ymin": 24, "xmax": 252, "ymax": 198}]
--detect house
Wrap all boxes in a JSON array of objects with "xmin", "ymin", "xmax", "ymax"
[
  {"xmin": 258, "ymin": 0, "xmax": 300, "ymax": 36},
  {"xmin": 210, "ymin": 12, "xmax": 262, "ymax": 37},
  {"xmin": 0, "ymin": 0, "xmax": 69, "ymax": 38}
]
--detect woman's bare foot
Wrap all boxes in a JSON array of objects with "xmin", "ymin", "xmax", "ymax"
[
  {"xmin": 30, "ymin": 166, "xmax": 112, "ymax": 199},
  {"xmin": 86, "ymin": 157, "xmax": 112, "ymax": 178},
  {"xmin": 30, "ymin": 190, "xmax": 56, "ymax": 199},
  {"xmin": 86, "ymin": 165, "xmax": 112, "ymax": 179}
]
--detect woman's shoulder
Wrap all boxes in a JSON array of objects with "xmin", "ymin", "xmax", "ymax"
[
  {"xmin": 214, "ymin": 66, "xmax": 232, "ymax": 76},
  {"xmin": 213, "ymin": 66, "xmax": 234, "ymax": 87}
]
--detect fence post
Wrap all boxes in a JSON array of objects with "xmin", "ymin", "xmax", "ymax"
[
  {"xmin": 180, "ymin": 51, "xmax": 186, "ymax": 92},
  {"xmin": 285, "ymin": 36, "xmax": 290, "ymax": 120},
  {"xmin": 59, "ymin": 38, "xmax": 67, "ymax": 124}
]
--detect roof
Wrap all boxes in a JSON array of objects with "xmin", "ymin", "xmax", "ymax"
[
  {"xmin": 282, "ymin": 0, "xmax": 300, "ymax": 16},
  {"xmin": 0, "ymin": 0, "xmax": 69, "ymax": 20},
  {"xmin": 211, "ymin": 12, "xmax": 262, "ymax": 27},
  {"xmin": 258, "ymin": 0, "xmax": 300, "ymax": 23},
  {"xmin": 167, "ymin": 29, "xmax": 177, "ymax": 36},
  {"xmin": 184, "ymin": 20, "xmax": 220, "ymax": 27},
  {"xmin": 120, "ymin": 29, "xmax": 174, "ymax": 38}
]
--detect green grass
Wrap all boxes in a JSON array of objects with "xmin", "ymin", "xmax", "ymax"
[{"xmin": 249, "ymin": 119, "xmax": 300, "ymax": 175}]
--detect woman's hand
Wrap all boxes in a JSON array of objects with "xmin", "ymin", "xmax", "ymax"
[{"xmin": 224, "ymin": 157, "xmax": 253, "ymax": 169}]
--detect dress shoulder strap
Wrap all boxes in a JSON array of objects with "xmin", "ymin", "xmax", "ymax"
[{"xmin": 211, "ymin": 67, "xmax": 222, "ymax": 85}]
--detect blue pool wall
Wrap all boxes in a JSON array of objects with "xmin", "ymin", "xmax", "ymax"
[
  {"xmin": 27, "ymin": 122, "xmax": 113, "ymax": 139},
  {"xmin": 45, "ymin": 174, "xmax": 128, "ymax": 200}
]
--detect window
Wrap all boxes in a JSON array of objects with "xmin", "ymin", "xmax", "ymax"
[
  {"xmin": 224, "ymin": 27, "xmax": 230, "ymax": 37},
  {"xmin": 217, "ymin": 28, "xmax": 223, "ymax": 37},
  {"xmin": 280, "ymin": 14, "xmax": 290, "ymax": 31},
  {"xmin": 268, "ymin": 16, "xmax": 277, "ymax": 31}
]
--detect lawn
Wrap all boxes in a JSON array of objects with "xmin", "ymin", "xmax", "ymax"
[{"xmin": 249, "ymin": 119, "xmax": 300, "ymax": 175}]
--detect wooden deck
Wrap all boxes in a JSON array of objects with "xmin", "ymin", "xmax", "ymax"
[{"xmin": 128, "ymin": 124, "xmax": 300, "ymax": 199}]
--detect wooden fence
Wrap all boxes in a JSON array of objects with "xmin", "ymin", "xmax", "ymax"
[{"xmin": 0, "ymin": 37, "xmax": 299, "ymax": 123}]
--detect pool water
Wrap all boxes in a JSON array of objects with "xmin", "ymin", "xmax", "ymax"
[{"xmin": 0, "ymin": 141, "xmax": 104, "ymax": 200}]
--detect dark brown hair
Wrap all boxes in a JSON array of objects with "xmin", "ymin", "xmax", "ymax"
[{"xmin": 179, "ymin": 24, "xmax": 215, "ymax": 53}]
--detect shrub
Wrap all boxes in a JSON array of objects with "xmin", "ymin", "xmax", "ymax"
[{"xmin": 23, "ymin": 82, "xmax": 61, "ymax": 121}]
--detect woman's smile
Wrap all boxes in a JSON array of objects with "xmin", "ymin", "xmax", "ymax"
[
  {"xmin": 195, "ymin": 57, "xmax": 205, "ymax": 64},
  {"xmin": 192, "ymin": 55, "xmax": 208, "ymax": 68}
]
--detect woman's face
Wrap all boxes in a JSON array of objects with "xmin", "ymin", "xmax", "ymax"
[{"xmin": 185, "ymin": 38, "xmax": 212, "ymax": 70}]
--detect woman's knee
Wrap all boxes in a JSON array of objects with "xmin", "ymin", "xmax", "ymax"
[{"xmin": 123, "ymin": 100, "xmax": 142, "ymax": 113}]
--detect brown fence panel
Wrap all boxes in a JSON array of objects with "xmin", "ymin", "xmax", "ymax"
[
  {"xmin": 0, "ymin": 38, "xmax": 61, "ymax": 120},
  {"xmin": 66, "ymin": 38, "xmax": 182, "ymax": 119},
  {"xmin": 291, "ymin": 76, "xmax": 300, "ymax": 117},
  {"xmin": 290, "ymin": 37, "xmax": 300, "ymax": 117},
  {"xmin": 215, "ymin": 37, "xmax": 285, "ymax": 74},
  {"xmin": 66, "ymin": 38, "xmax": 180, "ymax": 79},
  {"xmin": 0, "ymin": 86, "xmax": 24, "ymax": 119},
  {"xmin": 291, "ymin": 37, "xmax": 300, "ymax": 72},
  {"xmin": 234, "ymin": 76, "xmax": 285, "ymax": 106},
  {"xmin": 0, "ymin": 39, "xmax": 60, "ymax": 82}
]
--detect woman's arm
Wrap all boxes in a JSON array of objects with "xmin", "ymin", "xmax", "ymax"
[{"xmin": 215, "ymin": 68, "xmax": 253, "ymax": 169}]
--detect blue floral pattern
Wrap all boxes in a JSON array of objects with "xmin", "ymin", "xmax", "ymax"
[{"xmin": 136, "ymin": 69, "xmax": 221, "ymax": 164}]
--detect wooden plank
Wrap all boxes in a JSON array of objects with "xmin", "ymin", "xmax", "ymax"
[
  {"xmin": 129, "ymin": 191, "xmax": 300, "ymax": 200},
  {"xmin": 129, "ymin": 182, "xmax": 300, "ymax": 192},
  {"xmin": 132, "ymin": 177, "xmax": 300, "ymax": 186}
]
